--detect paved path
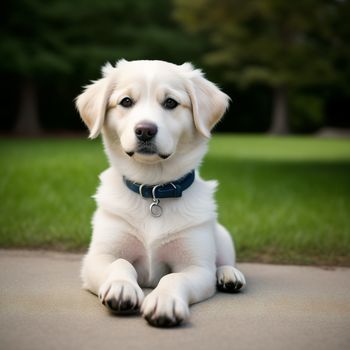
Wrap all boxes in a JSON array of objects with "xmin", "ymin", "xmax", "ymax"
[{"xmin": 0, "ymin": 250, "xmax": 349, "ymax": 350}]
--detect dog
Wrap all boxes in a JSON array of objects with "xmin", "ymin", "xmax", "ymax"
[{"xmin": 76, "ymin": 59, "xmax": 246, "ymax": 327}]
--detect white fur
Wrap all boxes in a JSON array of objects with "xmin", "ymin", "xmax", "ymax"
[{"xmin": 76, "ymin": 60, "xmax": 246, "ymax": 327}]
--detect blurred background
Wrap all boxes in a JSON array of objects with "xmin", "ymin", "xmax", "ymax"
[
  {"xmin": 1, "ymin": 0, "xmax": 349, "ymax": 136},
  {"xmin": 1, "ymin": 0, "xmax": 350, "ymax": 265}
]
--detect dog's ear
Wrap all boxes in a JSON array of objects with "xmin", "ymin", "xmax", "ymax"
[
  {"xmin": 183, "ymin": 64, "xmax": 230, "ymax": 138},
  {"xmin": 75, "ymin": 63, "xmax": 116, "ymax": 139}
]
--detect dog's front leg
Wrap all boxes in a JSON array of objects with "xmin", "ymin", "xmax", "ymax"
[
  {"xmin": 142, "ymin": 224, "xmax": 216, "ymax": 327},
  {"xmin": 142, "ymin": 265, "xmax": 215, "ymax": 327},
  {"xmin": 83, "ymin": 254, "xmax": 144, "ymax": 313},
  {"xmin": 81, "ymin": 210, "xmax": 144, "ymax": 313}
]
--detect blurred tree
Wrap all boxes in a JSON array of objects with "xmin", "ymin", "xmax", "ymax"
[
  {"xmin": 0, "ymin": 0, "xmax": 203, "ymax": 134},
  {"xmin": 174, "ymin": 0, "xmax": 350, "ymax": 134}
]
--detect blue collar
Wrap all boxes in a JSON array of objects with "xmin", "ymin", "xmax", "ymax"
[{"xmin": 123, "ymin": 170, "xmax": 195, "ymax": 199}]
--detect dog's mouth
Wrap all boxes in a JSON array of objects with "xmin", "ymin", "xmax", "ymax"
[{"xmin": 125, "ymin": 143, "xmax": 171, "ymax": 160}]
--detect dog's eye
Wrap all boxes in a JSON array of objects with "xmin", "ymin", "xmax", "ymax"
[
  {"xmin": 163, "ymin": 98, "xmax": 178, "ymax": 110},
  {"xmin": 119, "ymin": 97, "xmax": 134, "ymax": 108}
]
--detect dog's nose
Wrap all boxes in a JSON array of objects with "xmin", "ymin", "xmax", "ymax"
[{"xmin": 134, "ymin": 122, "xmax": 158, "ymax": 142}]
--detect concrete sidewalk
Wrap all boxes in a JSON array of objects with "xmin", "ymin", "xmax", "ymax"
[{"xmin": 0, "ymin": 250, "xmax": 349, "ymax": 350}]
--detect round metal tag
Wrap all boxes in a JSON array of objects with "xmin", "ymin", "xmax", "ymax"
[{"xmin": 150, "ymin": 202, "xmax": 162, "ymax": 217}]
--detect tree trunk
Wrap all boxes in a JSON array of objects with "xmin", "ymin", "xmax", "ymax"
[
  {"xmin": 14, "ymin": 78, "xmax": 42, "ymax": 135},
  {"xmin": 269, "ymin": 86, "xmax": 289, "ymax": 135}
]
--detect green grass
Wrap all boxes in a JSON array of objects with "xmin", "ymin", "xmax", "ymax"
[{"xmin": 1, "ymin": 135, "xmax": 350, "ymax": 265}]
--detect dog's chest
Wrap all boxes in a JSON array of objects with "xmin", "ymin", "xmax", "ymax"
[
  {"xmin": 117, "ymin": 229, "xmax": 183, "ymax": 288},
  {"xmin": 133, "ymin": 249, "xmax": 171, "ymax": 288}
]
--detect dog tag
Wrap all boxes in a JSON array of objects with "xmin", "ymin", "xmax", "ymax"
[{"xmin": 150, "ymin": 200, "xmax": 162, "ymax": 217}]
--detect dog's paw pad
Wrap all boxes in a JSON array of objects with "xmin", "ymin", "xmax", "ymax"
[
  {"xmin": 141, "ymin": 291, "xmax": 189, "ymax": 327},
  {"xmin": 216, "ymin": 266, "xmax": 246, "ymax": 293},
  {"xmin": 99, "ymin": 280, "xmax": 144, "ymax": 314}
]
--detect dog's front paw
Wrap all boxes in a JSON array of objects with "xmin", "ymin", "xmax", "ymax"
[
  {"xmin": 216, "ymin": 266, "xmax": 246, "ymax": 293},
  {"xmin": 99, "ymin": 280, "xmax": 144, "ymax": 314},
  {"xmin": 141, "ymin": 290, "xmax": 190, "ymax": 327}
]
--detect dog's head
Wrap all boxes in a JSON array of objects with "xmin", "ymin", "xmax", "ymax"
[{"xmin": 76, "ymin": 60, "xmax": 229, "ymax": 181}]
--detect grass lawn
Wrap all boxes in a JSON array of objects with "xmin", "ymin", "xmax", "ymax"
[{"xmin": 0, "ymin": 135, "xmax": 349, "ymax": 266}]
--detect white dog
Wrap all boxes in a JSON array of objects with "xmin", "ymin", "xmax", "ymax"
[{"xmin": 76, "ymin": 59, "xmax": 246, "ymax": 327}]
